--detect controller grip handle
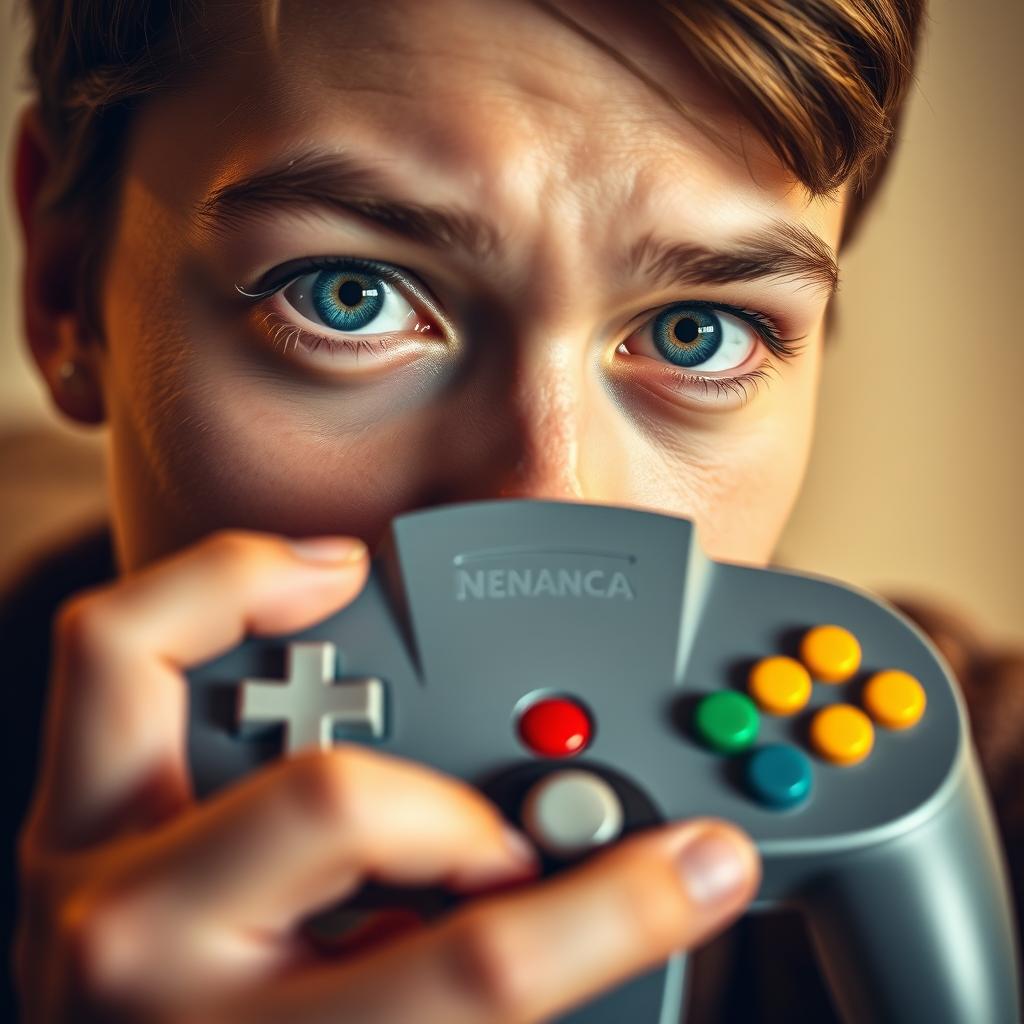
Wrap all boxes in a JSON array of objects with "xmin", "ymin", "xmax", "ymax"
[
  {"xmin": 801, "ymin": 750, "xmax": 1021, "ymax": 1023},
  {"xmin": 554, "ymin": 953, "xmax": 688, "ymax": 1024}
]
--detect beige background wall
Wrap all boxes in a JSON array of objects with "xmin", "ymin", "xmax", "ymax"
[{"xmin": 1, "ymin": 0, "xmax": 1021, "ymax": 643}]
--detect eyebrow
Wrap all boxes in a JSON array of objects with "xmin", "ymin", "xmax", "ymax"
[{"xmin": 194, "ymin": 150, "xmax": 839, "ymax": 296}]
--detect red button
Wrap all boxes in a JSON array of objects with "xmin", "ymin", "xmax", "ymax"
[{"xmin": 518, "ymin": 698, "xmax": 592, "ymax": 757}]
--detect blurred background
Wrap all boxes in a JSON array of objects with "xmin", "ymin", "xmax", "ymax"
[{"xmin": 0, "ymin": 0, "xmax": 1021, "ymax": 642}]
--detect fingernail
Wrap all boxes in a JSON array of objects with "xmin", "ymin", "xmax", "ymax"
[
  {"xmin": 447, "ymin": 829, "xmax": 539, "ymax": 893},
  {"xmin": 289, "ymin": 536, "xmax": 367, "ymax": 564},
  {"xmin": 675, "ymin": 826, "xmax": 753, "ymax": 908}
]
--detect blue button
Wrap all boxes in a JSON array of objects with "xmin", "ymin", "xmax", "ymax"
[{"xmin": 745, "ymin": 744, "xmax": 812, "ymax": 809}]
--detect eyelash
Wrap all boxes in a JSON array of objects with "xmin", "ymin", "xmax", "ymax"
[{"xmin": 236, "ymin": 256, "xmax": 808, "ymax": 402}]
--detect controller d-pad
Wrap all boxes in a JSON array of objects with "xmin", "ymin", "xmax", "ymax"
[{"xmin": 238, "ymin": 642, "xmax": 385, "ymax": 752}]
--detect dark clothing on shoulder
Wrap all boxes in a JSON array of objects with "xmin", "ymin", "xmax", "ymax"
[{"xmin": 1, "ymin": 524, "xmax": 116, "ymax": 1023}]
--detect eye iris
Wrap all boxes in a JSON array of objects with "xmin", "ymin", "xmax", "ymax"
[
  {"xmin": 653, "ymin": 306, "xmax": 721, "ymax": 368},
  {"xmin": 311, "ymin": 270, "xmax": 385, "ymax": 331}
]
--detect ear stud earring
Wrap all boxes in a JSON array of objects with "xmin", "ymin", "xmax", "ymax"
[
  {"xmin": 53, "ymin": 359, "xmax": 102, "ymax": 422},
  {"xmin": 57, "ymin": 360, "xmax": 84, "ymax": 384}
]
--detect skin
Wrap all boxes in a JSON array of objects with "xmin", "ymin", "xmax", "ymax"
[
  {"xmin": 22, "ymin": 0, "xmax": 844, "ymax": 572},
  {"xmin": 13, "ymin": 0, "xmax": 851, "ymax": 1019}
]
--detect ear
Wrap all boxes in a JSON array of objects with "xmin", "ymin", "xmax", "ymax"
[{"xmin": 13, "ymin": 101, "xmax": 106, "ymax": 425}]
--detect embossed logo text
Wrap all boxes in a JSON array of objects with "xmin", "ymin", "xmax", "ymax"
[{"xmin": 454, "ymin": 567, "xmax": 635, "ymax": 601}]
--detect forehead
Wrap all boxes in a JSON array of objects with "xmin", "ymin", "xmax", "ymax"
[{"xmin": 127, "ymin": 0, "xmax": 843, "ymax": 273}]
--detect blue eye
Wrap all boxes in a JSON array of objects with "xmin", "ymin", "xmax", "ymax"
[
  {"xmin": 236, "ymin": 257, "xmax": 805, "ymax": 389},
  {"xmin": 308, "ymin": 269, "xmax": 386, "ymax": 331},
  {"xmin": 638, "ymin": 302, "xmax": 778, "ymax": 374},
  {"xmin": 652, "ymin": 306, "xmax": 724, "ymax": 368},
  {"xmin": 276, "ymin": 260, "xmax": 424, "ymax": 337}
]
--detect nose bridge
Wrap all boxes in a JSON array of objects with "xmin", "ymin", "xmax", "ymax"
[
  {"xmin": 494, "ymin": 334, "xmax": 586, "ymax": 499},
  {"xmin": 437, "ymin": 170, "xmax": 614, "ymax": 503}
]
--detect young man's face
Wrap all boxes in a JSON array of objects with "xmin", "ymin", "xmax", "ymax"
[{"xmin": 82, "ymin": 0, "xmax": 845, "ymax": 570}]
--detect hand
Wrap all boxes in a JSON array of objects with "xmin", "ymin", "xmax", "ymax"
[{"xmin": 16, "ymin": 529, "xmax": 760, "ymax": 1023}]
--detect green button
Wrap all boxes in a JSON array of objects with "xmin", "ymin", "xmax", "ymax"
[{"xmin": 695, "ymin": 692, "xmax": 760, "ymax": 753}]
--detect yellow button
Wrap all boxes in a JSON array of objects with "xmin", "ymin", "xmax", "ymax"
[
  {"xmin": 863, "ymin": 670, "xmax": 926, "ymax": 729},
  {"xmin": 800, "ymin": 625, "xmax": 862, "ymax": 683},
  {"xmin": 810, "ymin": 704, "xmax": 874, "ymax": 765},
  {"xmin": 748, "ymin": 656, "xmax": 812, "ymax": 714}
]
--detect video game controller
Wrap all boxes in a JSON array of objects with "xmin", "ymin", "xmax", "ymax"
[{"xmin": 185, "ymin": 499, "xmax": 1021, "ymax": 1023}]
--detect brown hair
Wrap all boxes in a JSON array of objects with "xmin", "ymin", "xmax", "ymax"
[{"xmin": 18, "ymin": 0, "xmax": 927, "ymax": 333}]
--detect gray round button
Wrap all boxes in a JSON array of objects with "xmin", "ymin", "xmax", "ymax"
[{"xmin": 520, "ymin": 769, "xmax": 624, "ymax": 858}]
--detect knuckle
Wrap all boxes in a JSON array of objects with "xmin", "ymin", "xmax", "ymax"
[
  {"xmin": 288, "ymin": 748, "xmax": 365, "ymax": 829},
  {"xmin": 201, "ymin": 529, "xmax": 288, "ymax": 592},
  {"xmin": 62, "ymin": 892, "xmax": 145, "ymax": 1005},
  {"xmin": 202, "ymin": 528, "xmax": 265, "ymax": 567},
  {"xmin": 54, "ymin": 590, "xmax": 121, "ymax": 664},
  {"xmin": 446, "ymin": 909, "xmax": 535, "ymax": 1018}
]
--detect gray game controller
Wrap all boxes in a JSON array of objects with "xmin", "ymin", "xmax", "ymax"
[{"xmin": 185, "ymin": 499, "xmax": 1021, "ymax": 1023}]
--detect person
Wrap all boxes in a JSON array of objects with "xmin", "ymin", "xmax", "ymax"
[{"xmin": 4, "ymin": 0, "xmax": 1021, "ymax": 1020}]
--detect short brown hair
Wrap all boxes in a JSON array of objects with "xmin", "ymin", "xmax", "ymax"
[{"xmin": 18, "ymin": 0, "xmax": 927, "ymax": 332}]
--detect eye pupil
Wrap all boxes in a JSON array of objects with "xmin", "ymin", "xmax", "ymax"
[
  {"xmin": 337, "ymin": 279, "xmax": 364, "ymax": 307},
  {"xmin": 674, "ymin": 317, "xmax": 699, "ymax": 344}
]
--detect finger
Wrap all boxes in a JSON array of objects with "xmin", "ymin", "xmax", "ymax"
[
  {"xmin": 29, "ymin": 530, "xmax": 370, "ymax": 850},
  {"xmin": 122, "ymin": 745, "xmax": 540, "ymax": 932},
  {"xmin": 305, "ymin": 909, "xmax": 426, "ymax": 957},
  {"xmin": 54, "ymin": 747, "xmax": 540, "ymax": 1008},
  {"xmin": 232, "ymin": 818, "xmax": 760, "ymax": 1024}
]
